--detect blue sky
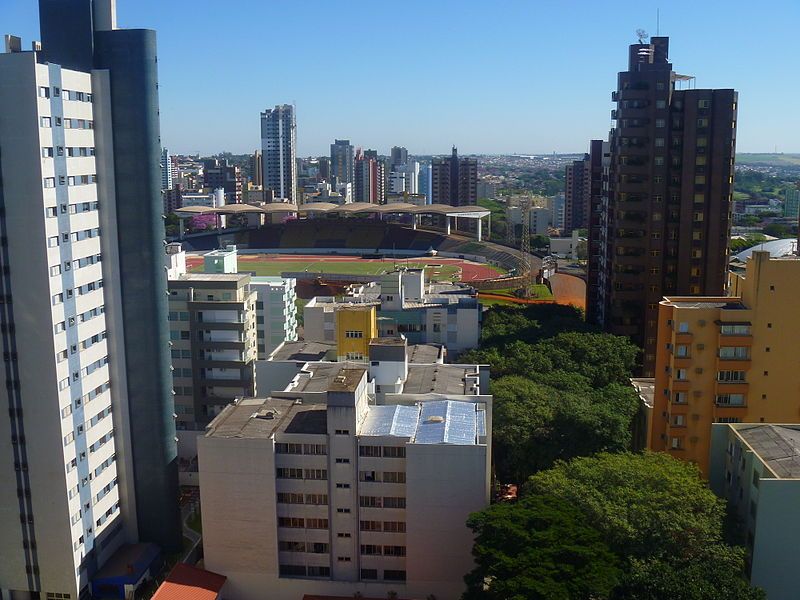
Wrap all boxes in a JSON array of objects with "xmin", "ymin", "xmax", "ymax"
[{"xmin": 3, "ymin": 0, "xmax": 798, "ymax": 156}]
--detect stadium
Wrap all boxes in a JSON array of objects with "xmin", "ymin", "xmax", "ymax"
[{"xmin": 173, "ymin": 210, "xmax": 536, "ymax": 296}]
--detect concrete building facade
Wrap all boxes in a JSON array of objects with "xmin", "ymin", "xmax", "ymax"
[
  {"xmin": 251, "ymin": 276, "xmax": 298, "ymax": 359},
  {"xmin": 330, "ymin": 139, "xmax": 354, "ymax": 185},
  {"xmin": 587, "ymin": 36, "xmax": 738, "ymax": 376},
  {"xmin": 430, "ymin": 147, "xmax": 477, "ymax": 207},
  {"xmin": 304, "ymin": 270, "xmax": 481, "ymax": 355},
  {"xmin": 0, "ymin": 1, "xmax": 181, "ymax": 596},
  {"xmin": 260, "ymin": 105, "xmax": 297, "ymax": 203},
  {"xmin": 198, "ymin": 363, "xmax": 490, "ymax": 600},
  {"xmin": 709, "ymin": 423, "xmax": 800, "ymax": 600},
  {"xmin": 649, "ymin": 252, "xmax": 800, "ymax": 475}
]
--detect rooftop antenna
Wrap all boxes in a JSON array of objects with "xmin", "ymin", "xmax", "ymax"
[
  {"xmin": 656, "ymin": 9, "xmax": 660, "ymax": 36},
  {"xmin": 636, "ymin": 28, "xmax": 649, "ymax": 44}
]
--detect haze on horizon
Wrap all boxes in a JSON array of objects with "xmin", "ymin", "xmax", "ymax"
[{"xmin": 3, "ymin": 0, "xmax": 798, "ymax": 157}]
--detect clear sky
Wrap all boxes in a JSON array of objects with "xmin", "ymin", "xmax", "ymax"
[{"xmin": 3, "ymin": 0, "xmax": 798, "ymax": 156}]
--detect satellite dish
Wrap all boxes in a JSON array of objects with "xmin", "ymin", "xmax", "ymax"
[{"xmin": 636, "ymin": 28, "xmax": 649, "ymax": 43}]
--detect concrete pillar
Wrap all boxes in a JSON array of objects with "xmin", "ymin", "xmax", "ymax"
[
  {"xmin": 477, "ymin": 217, "xmax": 482, "ymax": 242},
  {"xmin": 412, "ymin": 214, "xmax": 417, "ymax": 230},
  {"xmin": 179, "ymin": 217, "xmax": 186, "ymax": 239},
  {"xmin": 446, "ymin": 216, "xmax": 451, "ymax": 235}
]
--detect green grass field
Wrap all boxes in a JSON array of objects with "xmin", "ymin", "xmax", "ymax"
[
  {"xmin": 480, "ymin": 284, "xmax": 554, "ymax": 300},
  {"xmin": 191, "ymin": 258, "xmax": 463, "ymax": 282}
]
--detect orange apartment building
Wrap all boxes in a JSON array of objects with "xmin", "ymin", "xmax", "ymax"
[{"xmin": 649, "ymin": 251, "xmax": 800, "ymax": 475}]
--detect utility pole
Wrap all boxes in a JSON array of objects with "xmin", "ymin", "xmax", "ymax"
[{"xmin": 520, "ymin": 197, "xmax": 533, "ymax": 297}]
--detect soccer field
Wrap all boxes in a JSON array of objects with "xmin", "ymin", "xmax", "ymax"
[{"xmin": 189, "ymin": 256, "xmax": 469, "ymax": 282}]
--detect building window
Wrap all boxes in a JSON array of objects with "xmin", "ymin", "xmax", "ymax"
[
  {"xmin": 716, "ymin": 394, "xmax": 745, "ymax": 407},
  {"xmin": 359, "ymin": 446, "xmax": 381, "ymax": 458},
  {"xmin": 719, "ymin": 347, "xmax": 749, "ymax": 360},
  {"xmin": 361, "ymin": 569, "xmax": 378, "ymax": 580},
  {"xmin": 344, "ymin": 330, "xmax": 364, "ymax": 339},
  {"xmin": 720, "ymin": 324, "xmax": 750, "ymax": 336},
  {"xmin": 382, "ymin": 446, "xmax": 406, "ymax": 459},
  {"xmin": 717, "ymin": 371, "xmax": 746, "ymax": 383},
  {"xmin": 383, "ymin": 570, "xmax": 406, "ymax": 582}
]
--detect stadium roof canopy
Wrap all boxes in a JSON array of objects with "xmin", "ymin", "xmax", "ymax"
[{"xmin": 175, "ymin": 202, "xmax": 490, "ymax": 219}]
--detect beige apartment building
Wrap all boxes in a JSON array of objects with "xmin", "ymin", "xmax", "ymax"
[{"xmin": 650, "ymin": 251, "xmax": 800, "ymax": 474}]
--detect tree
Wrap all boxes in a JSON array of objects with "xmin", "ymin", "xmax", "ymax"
[
  {"xmin": 614, "ymin": 552, "xmax": 765, "ymax": 600},
  {"xmin": 491, "ymin": 377, "xmax": 639, "ymax": 481},
  {"xmin": 464, "ymin": 494, "xmax": 621, "ymax": 600},
  {"xmin": 522, "ymin": 453, "xmax": 763, "ymax": 600},
  {"xmin": 763, "ymin": 223, "xmax": 790, "ymax": 238},
  {"xmin": 729, "ymin": 234, "xmax": 766, "ymax": 254},
  {"xmin": 525, "ymin": 452, "xmax": 729, "ymax": 561},
  {"xmin": 575, "ymin": 239, "xmax": 588, "ymax": 260}
]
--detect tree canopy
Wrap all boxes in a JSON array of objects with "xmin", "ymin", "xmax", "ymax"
[
  {"xmin": 464, "ymin": 453, "xmax": 764, "ymax": 600},
  {"xmin": 464, "ymin": 494, "xmax": 621, "ymax": 600}
]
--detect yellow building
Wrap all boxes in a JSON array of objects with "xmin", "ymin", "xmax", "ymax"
[
  {"xmin": 335, "ymin": 305, "xmax": 378, "ymax": 361},
  {"xmin": 650, "ymin": 251, "xmax": 800, "ymax": 475}
]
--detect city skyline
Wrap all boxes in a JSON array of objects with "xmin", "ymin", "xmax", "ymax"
[{"xmin": 3, "ymin": 0, "xmax": 799, "ymax": 156}]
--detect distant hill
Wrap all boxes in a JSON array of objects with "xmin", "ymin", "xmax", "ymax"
[{"xmin": 736, "ymin": 153, "xmax": 800, "ymax": 167}]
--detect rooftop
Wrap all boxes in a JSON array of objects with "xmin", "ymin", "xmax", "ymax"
[
  {"xmin": 270, "ymin": 341, "xmax": 336, "ymax": 362},
  {"xmin": 407, "ymin": 343, "xmax": 444, "ymax": 364},
  {"xmin": 738, "ymin": 425, "xmax": 800, "ymax": 479},
  {"xmin": 151, "ymin": 563, "xmax": 226, "ymax": 600},
  {"xmin": 403, "ymin": 364, "xmax": 480, "ymax": 395},
  {"xmin": 631, "ymin": 377, "xmax": 655, "ymax": 409},
  {"xmin": 290, "ymin": 363, "xmax": 366, "ymax": 394},
  {"xmin": 359, "ymin": 400, "xmax": 484, "ymax": 445},
  {"xmin": 662, "ymin": 296, "xmax": 746, "ymax": 310},
  {"xmin": 205, "ymin": 397, "xmax": 327, "ymax": 439}
]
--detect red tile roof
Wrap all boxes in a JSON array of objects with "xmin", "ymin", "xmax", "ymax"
[{"xmin": 152, "ymin": 563, "xmax": 226, "ymax": 600}]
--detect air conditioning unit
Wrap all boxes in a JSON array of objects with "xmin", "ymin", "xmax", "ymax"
[
  {"xmin": 662, "ymin": 411, "xmax": 668, "ymax": 417},
  {"xmin": 695, "ymin": 367, "xmax": 704, "ymax": 374},
  {"xmin": 698, "ymin": 320, "xmax": 706, "ymax": 326},
  {"xmin": 690, "ymin": 436, "xmax": 699, "ymax": 443},
  {"xmin": 696, "ymin": 343, "xmax": 705, "ymax": 350},
  {"xmin": 693, "ymin": 390, "xmax": 703, "ymax": 397},
  {"xmin": 660, "ymin": 434, "xmax": 667, "ymax": 440},
  {"xmin": 692, "ymin": 414, "xmax": 701, "ymax": 421}
]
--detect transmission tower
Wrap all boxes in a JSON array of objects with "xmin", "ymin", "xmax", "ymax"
[{"xmin": 520, "ymin": 198, "xmax": 533, "ymax": 297}]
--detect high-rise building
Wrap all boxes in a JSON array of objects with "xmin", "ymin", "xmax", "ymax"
[
  {"xmin": 260, "ymin": 105, "xmax": 297, "ymax": 202},
  {"xmin": 649, "ymin": 251, "xmax": 800, "ymax": 475},
  {"xmin": 250, "ymin": 150, "xmax": 263, "ymax": 187},
  {"xmin": 390, "ymin": 145, "xmax": 408, "ymax": 170},
  {"xmin": 585, "ymin": 140, "xmax": 611, "ymax": 324},
  {"xmin": 565, "ymin": 144, "xmax": 604, "ymax": 235},
  {"xmin": 784, "ymin": 187, "xmax": 800, "ymax": 219},
  {"xmin": 430, "ymin": 147, "xmax": 477, "ymax": 207},
  {"xmin": 0, "ymin": 1, "xmax": 180, "ymax": 597},
  {"xmin": 354, "ymin": 149, "xmax": 385, "ymax": 204},
  {"xmin": 161, "ymin": 147, "xmax": 173, "ymax": 190},
  {"xmin": 203, "ymin": 158, "xmax": 242, "ymax": 204},
  {"xmin": 331, "ymin": 139, "xmax": 354, "ymax": 185},
  {"xmin": 587, "ymin": 36, "xmax": 738, "ymax": 376},
  {"xmin": 166, "ymin": 247, "xmax": 258, "ymax": 431},
  {"xmin": 389, "ymin": 161, "xmax": 420, "ymax": 195},
  {"xmin": 318, "ymin": 156, "xmax": 331, "ymax": 182}
]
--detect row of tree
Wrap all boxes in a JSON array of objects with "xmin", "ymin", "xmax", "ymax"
[{"xmin": 458, "ymin": 305, "xmax": 762, "ymax": 599}]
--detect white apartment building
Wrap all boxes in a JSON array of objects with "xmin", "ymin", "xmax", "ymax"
[
  {"xmin": 261, "ymin": 104, "xmax": 297, "ymax": 203},
  {"xmin": 251, "ymin": 276, "xmax": 298, "ymax": 359},
  {"xmin": 198, "ymin": 362, "xmax": 490, "ymax": 600},
  {"xmin": 0, "ymin": 45, "xmax": 130, "ymax": 599}
]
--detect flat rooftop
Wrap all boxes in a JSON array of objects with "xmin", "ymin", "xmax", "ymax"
[
  {"xmin": 290, "ymin": 363, "xmax": 366, "ymax": 394},
  {"xmin": 271, "ymin": 341, "xmax": 336, "ymax": 362},
  {"xmin": 407, "ymin": 343, "xmax": 444, "ymax": 364},
  {"xmin": 359, "ymin": 400, "xmax": 485, "ymax": 445},
  {"xmin": 738, "ymin": 424, "xmax": 800, "ymax": 479},
  {"xmin": 403, "ymin": 364, "xmax": 480, "ymax": 395},
  {"xmin": 205, "ymin": 397, "xmax": 327, "ymax": 439},
  {"xmin": 662, "ymin": 296, "xmax": 746, "ymax": 310},
  {"xmin": 631, "ymin": 377, "xmax": 655, "ymax": 409}
]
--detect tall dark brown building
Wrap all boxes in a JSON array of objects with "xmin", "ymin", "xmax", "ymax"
[
  {"xmin": 431, "ymin": 146, "xmax": 477, "ymax": 206},
  {"xmin": 587, "ymin": 36, "xmax": 738, "ymax": 376},
  {"xmin": 564, "ymin": 154, "xmax": 590, "ymax": 233}
]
